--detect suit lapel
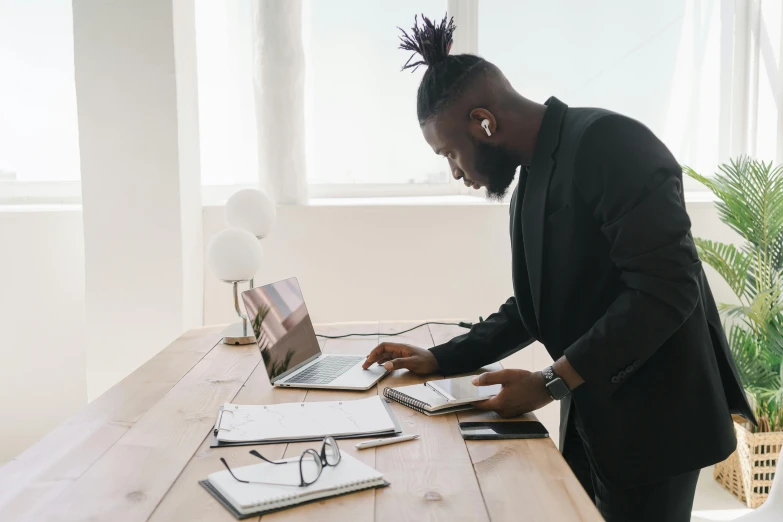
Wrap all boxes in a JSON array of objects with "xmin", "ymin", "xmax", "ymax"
[{"xmin": 522, "ymin": 97, "xmax": 568, "ymax": 328}]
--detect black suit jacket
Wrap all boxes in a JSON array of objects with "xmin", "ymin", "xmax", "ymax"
[{"xmin": 430, "ymin": 97, "xmax": 755, "ymax": 488}]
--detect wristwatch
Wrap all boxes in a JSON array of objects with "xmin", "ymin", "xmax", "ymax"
[{"xmin": 542, "ymin": 365, "xmax": 570, "ymax": 400}]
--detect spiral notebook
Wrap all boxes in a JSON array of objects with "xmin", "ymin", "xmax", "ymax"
[
  {"xmin": 383, "ymin": 383, "xmax": 475, "ymax": 416},
  {"xmin": 200, "ymin": 452, "xmax": 389, "ymax": 519}
]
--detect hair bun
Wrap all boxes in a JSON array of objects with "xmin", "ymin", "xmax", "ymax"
[{"xmin": 398, "ymin": 14, "xmax": 456, "ymax": 72}]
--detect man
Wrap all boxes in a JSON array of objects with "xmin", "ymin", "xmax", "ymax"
[{"xmin": 363, "ymin": 15, "xmax": 755, "ymax": 522}]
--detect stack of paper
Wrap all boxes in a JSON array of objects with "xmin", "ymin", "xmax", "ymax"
[{"xmin": 212, "ymin": 395, "xmax": 401, "ymax": 446}]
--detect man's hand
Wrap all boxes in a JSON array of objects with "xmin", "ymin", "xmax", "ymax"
[
  {"xmin": 362, "ymin": 342, "xmax": 439, "ymax": 375},
  {"xmin": 471, "ymin": 369, "xmax": 553, "ymax": 418}
]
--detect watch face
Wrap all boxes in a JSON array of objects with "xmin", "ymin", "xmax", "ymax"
[{"xmin": 546, "ymin": 378, "xmax": 570, "ymax": 400}]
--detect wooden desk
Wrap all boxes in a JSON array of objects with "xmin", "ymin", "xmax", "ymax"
[{"xmin": 0, "ymin": 322, "xmax": 602, "ymax": 522}]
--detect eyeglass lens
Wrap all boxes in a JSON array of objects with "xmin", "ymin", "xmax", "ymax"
[
  {"xmin": 300, "ymin": 448, "xmax": 323, "ymax": 486},
  {"xmin": 323, "ymin": 436, "xmax": 341, "ymax": 466}
]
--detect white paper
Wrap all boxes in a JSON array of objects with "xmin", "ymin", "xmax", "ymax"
[
  {"xmin": 217, "ymin": 395, "xmax": 396, "ymax": 442},
  {"xmin": 427, "ymin": 376, "xmax": 501, "ymax": 404}
]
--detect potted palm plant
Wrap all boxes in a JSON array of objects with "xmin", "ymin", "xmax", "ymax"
[{"xmin": 685, "ymin": 157, "xmax": 783, "ymax": 508}]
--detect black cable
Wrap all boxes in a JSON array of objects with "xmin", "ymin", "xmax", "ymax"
[{"xmin": 315, "ymin": 320, "xmax": 474, "ymax": 339}]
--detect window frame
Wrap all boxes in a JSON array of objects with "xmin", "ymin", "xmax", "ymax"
[
  {"xmin": 201, "ymin": 180, "xmax": 472, "ymax": 205},
  {"xmin": 0, "ymin": 181, "xmax": 81, "ymax": 205}
]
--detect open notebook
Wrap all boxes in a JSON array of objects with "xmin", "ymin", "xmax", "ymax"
[
  {"xmin": 212, "ymin": 396, "xmax": 401, "ymax": 447},
  {"xmin": 383, "ymin": 365, "xmax": 504, "ymax": 416},
  {"xmin": 200, "ymin": 452, "xmax": 389, "ymax": 519},
  {"xmin": 383, "ymin": 383, "xmax": 476, "ymax": 415}
]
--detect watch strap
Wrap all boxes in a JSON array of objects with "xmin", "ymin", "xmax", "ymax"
[{"xmin": 542, "ymin": 365, "xmax": 570, "ymax": 400}]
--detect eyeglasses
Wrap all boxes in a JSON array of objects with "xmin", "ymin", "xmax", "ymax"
[{"xmin": 220, "ymin": 436, "xmax": 342, "ymax": 488}]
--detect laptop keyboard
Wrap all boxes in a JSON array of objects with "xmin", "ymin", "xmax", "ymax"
[{"xmin": 283, "ymin": 356, "xmax": 364, "ymax": 385}]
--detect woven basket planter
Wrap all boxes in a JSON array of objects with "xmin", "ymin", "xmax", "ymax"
[{"xmin": 714, "ymin": 421, "xmax": 781, "ymax": 508}]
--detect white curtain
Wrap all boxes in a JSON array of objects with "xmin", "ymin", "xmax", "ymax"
[
  {"xmin": 731, "ymin": 0, "xmax": 782, "ymax": 164},
  {"xmin": 252, "ymin": 0, "xmax": 308, "ymax": 205}
]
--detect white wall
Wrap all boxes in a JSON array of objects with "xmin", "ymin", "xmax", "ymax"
[
  {"xmin": 0, "ymin": 207, "xmax": 86, "ymax": 461},
  {"xmin": 203, "ymin": 199, "xmax": 739, "ymax": 325},
  {"xmin": 203, "ymin": 201, "xmax": 514, "ymax": 325}
]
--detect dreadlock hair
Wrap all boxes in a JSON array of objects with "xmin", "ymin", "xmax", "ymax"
[{"xmin": 399, "ymin": 14, "xmax": 493, "ymax": 125}]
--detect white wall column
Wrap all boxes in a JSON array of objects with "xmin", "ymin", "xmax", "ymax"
[{"xmin": 73, "ymin": 0, "xmax": 203, "ymax": 399}]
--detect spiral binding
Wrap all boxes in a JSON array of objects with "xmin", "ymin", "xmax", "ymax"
[
  {"xmin": 255, "ymin": 477, "xmax": 378, "ymax": 508},
  {"xmin": 383, "ymin": 387, "xmax": 432, "ymax": 414}
]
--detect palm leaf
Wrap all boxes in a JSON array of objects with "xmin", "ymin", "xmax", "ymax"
[
  {"xmin": 693, "ymin": 239, "xmax": 752, "ymax": 300},
  {"xmin": 727, "ymin": 324, "xmax": 776, "ymax": 388},
  {"xmin": 686, "ymin": 159, "xmax": 783, "ymax": 269},
  {"xmin": 767, "ymin": 316, "xmax": 783, "ymax": 358},
  {"xmin": 718, "ymin": 290, "xmax": 783, "ymax": 336},
  {"xmin": 749, "ymin": 289, "xmax": 783, "ymax": 328},
  {"xmin": 719, "ymin": 303, "xmax": 751, "ymax": 317}
]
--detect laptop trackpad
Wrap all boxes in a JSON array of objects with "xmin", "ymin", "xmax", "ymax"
[{"xmin": 329, "ymin": 362, "xmax": 387, "ymax": 388}]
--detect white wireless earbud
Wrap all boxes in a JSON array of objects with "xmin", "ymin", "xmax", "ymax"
[{"xmin": 481, "ymin": 119, "xmax": 492, "ymax": 137}]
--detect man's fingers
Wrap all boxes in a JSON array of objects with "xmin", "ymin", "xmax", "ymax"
[
  {"xmin": 363, "ymin": 344, "xmax": 394, "ymax": 368},
  {"xmin": 362, "ymin": 345, "xmax": 389, "ymax": 369},
  {"xmin": 363, "ymin": 343, "xmax": 412, "ymax": 369},
  {"xmin": 472, "ymin": 395, "xmax": 502, "ymax": 411},
  {"xmin": 472, "ymin": 369, "xmax": 513, "ymax": 387},
  {"xmin": 383, "ymin": 357, "xmax": 416, "ymax": 371}
]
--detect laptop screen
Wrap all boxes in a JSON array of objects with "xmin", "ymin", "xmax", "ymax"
[{"xmin": 241, "ymin": 277, "xmax": 321, "ymax": 382}]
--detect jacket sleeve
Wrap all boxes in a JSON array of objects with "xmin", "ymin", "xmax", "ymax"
[
  {"xmin": 429, "ymin": 297, "xmax": 535, "ymax": 375},
  {"xmin": 564, "ymin": 114, "xmax": 701, "ymax": 396}
]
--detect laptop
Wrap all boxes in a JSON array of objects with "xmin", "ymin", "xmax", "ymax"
[{"xmin": 241, "ymin": 277, "xmax": 389, "ymax": 390}]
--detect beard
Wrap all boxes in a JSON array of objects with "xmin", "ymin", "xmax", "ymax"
[{"xmin": 472, "ymin": 138, "xmax": 520, "ymax": 201}]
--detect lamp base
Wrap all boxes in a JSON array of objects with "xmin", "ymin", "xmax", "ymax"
[{"xmin": 221, "ymin": 322, "xmax": 256, "ymax": 345}]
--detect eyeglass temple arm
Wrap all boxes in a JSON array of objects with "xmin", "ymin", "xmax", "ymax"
[
  {"xmin": 219, "ymin": 457, "xmax": 301, "ymax": 487},
  {"xmin": 249, "ymin": 449, "xmax": 289, "ymax": 465},
  {"xmin": 220, "ymin": 457, "xmax": 250, "ymax": 484}
]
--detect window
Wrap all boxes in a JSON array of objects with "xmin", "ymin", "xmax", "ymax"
[
  {"xmin": 196, "ymin": 0, "xmax": 455, "ymax": 191},
  {"xmin": 303, "ymin": 0, "xmax": 450, "ymax": 186},
  {"xmin": 753, "ymin": 0, "xmax": 781, "ymax": 163},
  {"xmin": 0, "ymin": 0, "xmax": 80, "ymax": 182},
  {"xmin": 192, "ymin": 0, "xmax": 783, "ymax": 196},
  {"xmin": 480, "ymin": 0, "xmax": 724, "ymax": 178},
  {"xmin": 195, "ymin": 0, "xmax": 257, "ymax": 186}
]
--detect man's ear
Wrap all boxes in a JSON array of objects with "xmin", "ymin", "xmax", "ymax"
[{"xmin": 469, "ymin": 108, "xmax": 496, "ymax": 140}]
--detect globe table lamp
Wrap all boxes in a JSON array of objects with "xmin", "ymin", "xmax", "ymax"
[
  {"xmin": 225, "ymin": 188, "xmax": 277, "ymax": 289},
  {"xmin": 226, "ymin": 188, "xmax": 276, "ymax": 239},
  {"xmin": 207, "ymin": 227, "xmax": 264, "ymax": 345}
]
